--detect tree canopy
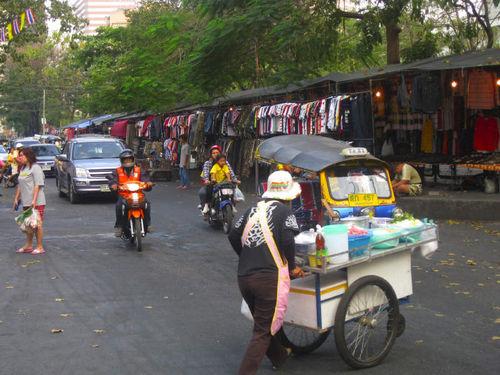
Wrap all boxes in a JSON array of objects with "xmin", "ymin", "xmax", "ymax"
[{"xmin": 0, "ymin": 0, "xmax": 497, "ymax": 134}]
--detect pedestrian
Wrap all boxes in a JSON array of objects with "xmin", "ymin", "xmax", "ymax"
[
  {"xmin": 228, "ymin": 170, "xmax": 305, "ymax": 374},
  {"xmin": 177, "ymin": 134, "xmax": 190, "ymax": 189},
  {"xmin": 392, "ymin": 162, "xmax": 423, "ymax": 196},
  {"xmin": 13, "ymin": 147, "xmax": 46, "ymax": 254}
]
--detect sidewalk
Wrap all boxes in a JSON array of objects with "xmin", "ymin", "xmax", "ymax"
[{"xmin": 398, "ymin": 189, "xmax": 500, "ymax": 221}]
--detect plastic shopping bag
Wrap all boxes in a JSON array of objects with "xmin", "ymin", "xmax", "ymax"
[
  {"xmin": 15, "ymin": 207, "xmax": 41, "ymax": 233},
  {"xmin": 234, "ymin": 187, "xmax": 245, "ymax": 202},
  {"xmin": 240, "ymin": 299, "xmax": 253, "ymax": 322}
]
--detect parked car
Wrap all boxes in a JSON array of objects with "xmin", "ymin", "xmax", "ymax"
[
  {"xmin": 29, "ymin": 144, "xmax": 60, "ymax": 176},
  {"xmin": 12, "ymin": 137, "xmax": 41, "ymax": 149},
  {"xmin": 55, "ymin": 135, "xmax": 126, "ymax": 204},
  {"xmin": 0, "ymin": 145, "xmax": 7, "ymax": 163}
]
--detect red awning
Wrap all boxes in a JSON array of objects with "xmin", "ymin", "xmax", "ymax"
[{"xmin": 110, "ymin": 119, "xmax": 129, "ymax": 138}]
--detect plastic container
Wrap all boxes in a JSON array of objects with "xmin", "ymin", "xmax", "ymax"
[
  {"xmin": 341, "ymin": 216, "xmax": 369, "ymax": 228},
  {"xmin": 370, "ymin": 217, "xmax": 393, "ymax": 228},
  {"xmin": 323, "ymin": 224, "xmax": 349, "ymax": 264},
  {"xmin": 392, "ymin": 220, "xmax": 425, "ymax": 243},
  {"xmin": 348, "ymin": 232, "xmax": 372, "ymax": 258},
  {"xmin": 370, "ymin": 227, "xmax": 401, "ymax": 249}
]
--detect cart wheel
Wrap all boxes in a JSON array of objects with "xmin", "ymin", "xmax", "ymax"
[
  {"xmin": 277, "ymin": 325, "xmax": 331, "ymax": 355},
  {"xmin": 334, "ymin": 275, "xmax": 399, "ymax": 369},
  {"xmin": 396, "ymin": 313, "xmax": 405, "ymax": 337}
]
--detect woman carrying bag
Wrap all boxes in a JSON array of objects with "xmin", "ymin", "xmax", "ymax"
[{"xmin": 13, "ymin": 147, "xmax": 46, "ymax": 254}]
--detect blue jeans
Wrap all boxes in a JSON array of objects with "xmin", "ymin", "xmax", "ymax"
[{"xmin": 179, "ymin": 167, "xmax": 189, "ymax": 186}]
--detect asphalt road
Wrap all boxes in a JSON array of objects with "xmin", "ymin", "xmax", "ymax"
[{"xmin": 0, "ymin": 178, "xmax": 499, "ymax": 375}]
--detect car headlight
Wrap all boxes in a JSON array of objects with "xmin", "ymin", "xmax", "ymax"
[
  {"xmin": 393, "ymin": 207, "xmax": 404, "ymax": 218},
  {"xmin": 75, "ymin": 167, "xmax": 88, "ymax": 178},
  {"xmin": 361, "ymin": 207, "xmax": 375, "ymax": 217}
]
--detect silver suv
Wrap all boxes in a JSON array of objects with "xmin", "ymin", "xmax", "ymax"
[{"xmin": 55, "ymin": 135, "xmax": 126, "ymax": 203}]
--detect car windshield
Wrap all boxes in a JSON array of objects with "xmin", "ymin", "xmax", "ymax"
[
  {"xmin": 18, "ymin": 141, "xmax": 40, "ymax": 147},
  {"xmin": 327, "ymin": 166, "xmax": 391, "ymax": 200},
  {"xmin": 72, "ymin": 142, "xmax": 123, "ymax": 160},
  {"xmin": 31, "ymin": 145, "xmax": 60, "ymax": 157}
]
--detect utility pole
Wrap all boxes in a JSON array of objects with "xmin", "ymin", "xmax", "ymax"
[{"xmin": 41, "ymin": 89, "xmax": 46, "ymax": 134}]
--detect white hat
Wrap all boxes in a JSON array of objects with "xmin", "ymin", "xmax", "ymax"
[{"xmin": 262, "ymin": 171, "xmax": 302, "ymax": 201}]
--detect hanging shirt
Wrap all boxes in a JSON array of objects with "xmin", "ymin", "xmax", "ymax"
[
  {"xmin": 421, "ymin": 118, "xmax": 434, "ymax": 153},
  {"xmin": 474, "ymin": 116, "xmax": 500, "ymax": 152},
  {"xmin": 467, "ymin": 71, "xmax": 496, "ymax": 109}
]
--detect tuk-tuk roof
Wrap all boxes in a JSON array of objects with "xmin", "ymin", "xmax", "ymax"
[{"xmin": 256, "ymin": 135, "xmax": 389, "ymax": 172}]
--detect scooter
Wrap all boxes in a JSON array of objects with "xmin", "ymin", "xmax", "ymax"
[
  {"xmin": 206, "ymin": 182, "xmax": 236, "ymax": 234},
  {"xmin": 118, "ymin": 181, "xmax": 152, "ymax": 252}
]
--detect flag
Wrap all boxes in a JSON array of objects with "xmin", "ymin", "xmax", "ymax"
[
  {"xmin": 6, "ymin": 23, "xmax": 13, "ymax": 40},
  {"xmin": 13, "ymin": 19, "xmax": 20, "ymax": 35},
  {"xmin": 19, "ymin": 13, "xmax": 26, "ymax": 31},
  {"xmin": 25, "ymin": 8, "xmax": 35, "ymax": 25}
]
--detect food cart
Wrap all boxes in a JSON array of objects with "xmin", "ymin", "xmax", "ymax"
[{"xmin": 255, "ymin": 135, "xmax": 439, "ymax": 369}]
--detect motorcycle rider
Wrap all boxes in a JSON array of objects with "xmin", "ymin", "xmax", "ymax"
[
  {"xmin": 198, "ymin": 145, "xmax": 239, "ymax": 214},
  {"xmin": 108, "ymin": 149, "xmax": 153, "ymax": 237}
]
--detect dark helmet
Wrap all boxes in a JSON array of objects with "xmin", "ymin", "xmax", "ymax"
[{"xmin": 119, "ymin": 149, "xmax": 135, "ymax": 168}]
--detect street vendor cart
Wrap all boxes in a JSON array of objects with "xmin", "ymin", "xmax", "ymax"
[{"xmin": 255, "ymin": 135, "xmax": 439, "ymax": 369}]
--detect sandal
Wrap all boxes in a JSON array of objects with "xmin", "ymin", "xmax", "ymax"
[
  {"xmin": 16, "ymin": 247, "xmax": 33, "ymax": 253},
  {"xmin": 31, "ymin": 248, "xmax": 45, "ymax": 255}
]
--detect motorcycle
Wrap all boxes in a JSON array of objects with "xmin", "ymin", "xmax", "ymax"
[
  {"xmin": 1, "ymin": 166, "xmax": 18, "ymax": 188},
  {"xmin": 118, "ymin": 181, "xmax": 152, "ymax": 252},
  {"xmin": 206, "ymin": 182, "xmax": 236, "ymax": 234}
]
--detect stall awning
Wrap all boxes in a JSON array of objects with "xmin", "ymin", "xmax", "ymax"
[{"xmin": 256, "ymin": 135, "xmax": 387, "ymax": 172}]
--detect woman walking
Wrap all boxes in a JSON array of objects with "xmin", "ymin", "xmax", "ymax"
[{"xmin": 13, "ymin": 147, "xmax": 46, "ymax": 254}]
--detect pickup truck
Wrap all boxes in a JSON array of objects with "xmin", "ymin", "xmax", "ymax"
[{"xmin": 55, "ymin": 136, "xmax": 126, "ymax": 204}]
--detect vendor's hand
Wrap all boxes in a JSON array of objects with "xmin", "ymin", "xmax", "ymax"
[
  {"xmin": 290, "ymin": 266, "xmax": 305, "ymax": 279},
  {"xmin": 233, "ymin": 179, "xmax": 241, "ymax": 185},
  {"xmin": 12, "ymin": 199, "xmax": 19, "ymax": 211}
]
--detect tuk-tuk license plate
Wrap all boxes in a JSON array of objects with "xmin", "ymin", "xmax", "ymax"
[
  {"xmin": 100, "ymin": 185, "xmax": 111, "ymax": 192},
  {"xmin": 348, "ymin": 194, "xmax": 378, "ymax": 207}
]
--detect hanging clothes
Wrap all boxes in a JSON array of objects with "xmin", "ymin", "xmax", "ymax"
[
  {"xmin": 473, "ymin": 116, "xmax": 500, "ymax": 152},
  {"xmin": 411, "ymin": 74, "xmax": 441, "ymax": 113},
  {"xmin": 467, "ymin": 70, "xmax": 496, "ymax": 109},
  {"xmin": 421, "ymin": 118, "xmax": 434, "ymax": 153}
]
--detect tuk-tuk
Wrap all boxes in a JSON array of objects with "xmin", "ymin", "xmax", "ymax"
[{"xmin": 256, "ymin": 135, "xmax": 400, "ymax": 227}]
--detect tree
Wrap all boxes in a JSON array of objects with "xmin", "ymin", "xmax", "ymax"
[{"xmin": 436, "ymin": 0, "xmax": 500, "ymax": 48}]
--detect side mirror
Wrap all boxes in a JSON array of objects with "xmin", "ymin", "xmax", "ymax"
[{"xmin": 57, "ymin": 154, "xmax": 68, "ymax": 162}]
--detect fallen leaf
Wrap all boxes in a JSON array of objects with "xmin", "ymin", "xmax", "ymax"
[
  {"xmin": 448, "ymin": 252, "xmax": 456, "ymax": 256},
  {"xmin": 60, "ymin": 314, "xmax": 72, "ymax": 318},
  {"xmin": 492, "ymin": 336, "xmax": 500, "ymax": 341},
  {"xmin": 435, "ymin": 313, "xmax": 445, "ymax": 317},
  {"xmin": 477, "ymin": 283, "xmax": 485, "ymax": 287},
  {"xmin": 494, "ymin": 318, "xmax": 500, "ymax": 324},
  {"xmin": 91, "ymin": 344, "xmax": 100, "ymax": 348},
  {"xmin": 51, "ymin": 329, "xmax": 63, "ymax": 334},
  {"xmin": 415, "ymin": 340, "xmax": 424, "ymax": 344},
  {"xmin": 432, "ymin": 269, "xmax": 439, "ymax": 273},
  {"xmin": 449, "ymin": 282, "xmax": 460, "ymax": 286},
  {"xmin": 50, "ymin": 276, "xmax": 58, "ymax": 280},
  {"xmin": 0, "ymin": 320, "xmax": 3, "ymax": 324},
  {"xmin": 466, "ymin": 311, "xmax": 475, "ymax": 314},
  {"xmin": 497, "ymin": 280, "xmax": 500, "ymax": 284},
  {"xmin": 93, "ymin": 329, "xmax": 105, "ymax": 334},
  {"xmin": 466, "ymin": 259, "xmax": 477, "ymax": 266},
  {"xmin": 5, "ymin": 285, "xmax": 13, "ymax": 289},
  {"xmin": 163, "ymin": 296, "xmax": 169, "ymax": 299},
  {"xmin": 189, "ymin": 292, "xmax": 194, "ymax": 296},
  {"xmin": 54, "ymin": 298, "xmax": 64, "ymax": 302},
  {"xmin": 144, "ymin": 306, "xmax": 153, "ymax": 309},
  {"xmin": 447, "ymin": 220, "xmax": 460, "ymax": 225},
  {"xmin": 415, "ymin": 280, "xmax": 422, "ymax": 284}
]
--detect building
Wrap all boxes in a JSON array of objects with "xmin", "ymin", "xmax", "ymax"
[{"xmin": 71, "ymin": 0, "xmax": 139, "ymax": 35}]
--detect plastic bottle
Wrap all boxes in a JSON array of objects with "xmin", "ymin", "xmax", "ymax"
[{"xmin": 315, "ymin": 231, "xmax": 326, "ymax": 266}]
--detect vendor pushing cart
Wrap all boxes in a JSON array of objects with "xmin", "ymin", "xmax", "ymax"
[{"xmin": 251, "ymin": 135, "xmax": 439, "ymax": 369}]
